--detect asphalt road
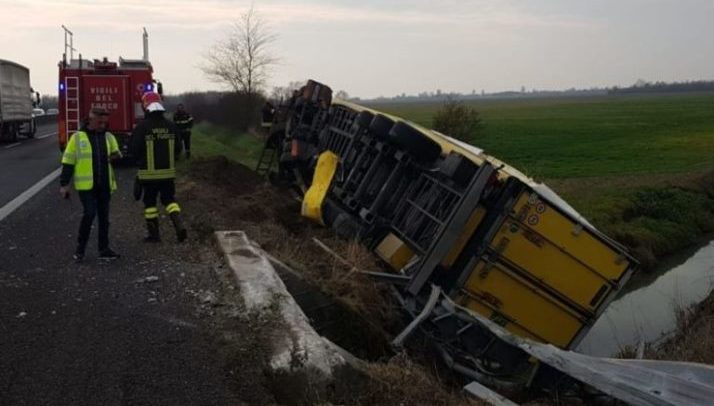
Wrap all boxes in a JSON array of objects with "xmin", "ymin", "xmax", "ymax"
[
  {"xmin": 0, "ymin": 122, "xmax": 61, "ymax": 208},
  {"xmin": 0, "ymin": 167, "xmax": 252, "ymax": 404}
]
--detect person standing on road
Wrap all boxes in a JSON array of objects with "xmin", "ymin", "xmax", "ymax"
[
  {"xmin": 172, "ymin": 103, "xmax": 194, "ymax": 159},
  {"xmin": 130, "ymin": 92, "xmax": 187, "ymax": 243},
  {"xmin": 59, "ymin": 107, "xmax": 122, "ymax": 262}
]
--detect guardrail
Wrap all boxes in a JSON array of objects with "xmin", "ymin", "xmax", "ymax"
[{"xmin": 34, "ymin": 113, "xmax": 58, "ymax": 126}]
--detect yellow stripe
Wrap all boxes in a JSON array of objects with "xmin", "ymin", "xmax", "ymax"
[
  {"xmin": 145, "ymin": 207, "xmax": 159, "ymax": 219},
  {"xmin": 169, "ymin": 139, "xmax": 175, "ymax": 168},
  {"xmin": 166, "ymin": 203, "xmax": 181, "ymax": 213},
  {"xmin": 146, "ymin": 140, "xmax": 155, "ymax": 172},
  {"xmin": 137, "ymin": 169, "xmax": 176, "ymax": 180}
]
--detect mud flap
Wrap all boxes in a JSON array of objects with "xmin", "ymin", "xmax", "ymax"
[{"xmin": 302, "ymin": 151, "xmax": 339, "ymax": 225}]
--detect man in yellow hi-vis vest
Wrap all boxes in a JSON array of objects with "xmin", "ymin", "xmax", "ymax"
[
  {"xmin": 59, "ymin": 107, "xmax": 122, "ymax": 262},
  {"xmin": 129, "ymin": 92, "xmax": 187, "ymax": 243}
]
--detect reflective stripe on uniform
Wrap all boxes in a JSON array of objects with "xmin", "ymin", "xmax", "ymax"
[
  {"xmin": 137, "ymin": 168, "xmax": 176, "ymax": 180},
  {"xmin": 144, "ymin": 207, "xmax": 159, "ymax": 219},
  {"xmin": 146, "ymin": 140, "xmax": 155, "ymax": 172},
  {"xmin": 169, "ymin": 139, "xmax": 175, "ymax": 168},
  {"xmin": 166, "ymin": 202, "xmax": 181, "ymax": 214}
]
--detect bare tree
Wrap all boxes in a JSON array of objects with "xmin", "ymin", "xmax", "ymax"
[{"xmin": 202, "ymin": 5, "xmax": 277, "ymax": 97}]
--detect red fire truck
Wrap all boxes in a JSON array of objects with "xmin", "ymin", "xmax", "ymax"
[{"xmin": 57, "ymin": 28, "xmax": 162, "ymax": 154}]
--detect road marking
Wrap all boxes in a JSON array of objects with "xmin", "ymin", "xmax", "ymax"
[
  {"xmin": 0, "ymin": 167, "xmax": 62, "ymax": 223},
  {"xmin": 36, "ymin": 132, "xmax": 57, "ymax": 140},
  {"xmin": 3, "ymin": 142, "xmax": 21, "ymax": 149}
]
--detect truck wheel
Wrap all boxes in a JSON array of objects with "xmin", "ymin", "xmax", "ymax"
[
  {"xmin": 389, "ymin": 121, "xmax": 442, "ymax": 163},
  {"xmin": 369, "ymin": 114, "xmax": 395, "ymax": 140},
  {"xmin": 23, "ymin": 120, "xmax": 35, "ymax": 138},
  {"xmin": 9, "ymin": 123, "xmax": 18, "ymax": 143},
  {"xmin": 353, "ymin": 111, "xmax": 374, "ymax": 129}
]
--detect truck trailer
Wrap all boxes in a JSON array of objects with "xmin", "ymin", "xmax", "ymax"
[
  {"xmin": 0, "ymin": 59, "xmax": 37, "ymax": 142},
  {"xmin": 264, "ymin": 80, "xmax": 638, "ymax": 387}
]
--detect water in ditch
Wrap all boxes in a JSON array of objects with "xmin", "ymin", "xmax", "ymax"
[{"xmin": 577, "ymin": 238, "xmax": 714, "ymax": 357}]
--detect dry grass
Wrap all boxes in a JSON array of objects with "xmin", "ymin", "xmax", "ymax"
[
  {"xmin": 355, "ymin": 352, "xmax": 482, "ymax": 406},
  {"xmin": 645, "ymin": 292, "xmax": 714, "ymax": 363},
  {"xmin": 180, "ymin": 157, "xmax": 399, "ymax": 328}
]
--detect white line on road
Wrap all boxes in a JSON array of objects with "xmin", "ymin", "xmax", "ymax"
[
  {"xmin": 36, "ymin": 132, "xmax": 57, "ymax": 140},
  {"xmin": 3, "ymin": 142, "xmax": 21, "ymax": 150},
  {"xmin": 0, "ymin": 167, "xmax": 62, "ymax": 223}
]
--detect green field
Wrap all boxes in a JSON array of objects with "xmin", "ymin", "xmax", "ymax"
[
  {"xmin": 184, "ymin": 122, "xmax": 263, "ymax": 170},
  {"xmin": 373, "ymin": 93, "xmax": 714, "ymax": 179}
]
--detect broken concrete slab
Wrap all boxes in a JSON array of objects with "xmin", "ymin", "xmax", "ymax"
[{"xmin": 214, "ymin": 230, "xmax": 350, "ymax": 378}]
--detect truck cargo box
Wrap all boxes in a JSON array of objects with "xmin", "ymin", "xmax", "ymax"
[{"xmin": 0, "ymin": 59, "xmax": 32, "ymax": 122}]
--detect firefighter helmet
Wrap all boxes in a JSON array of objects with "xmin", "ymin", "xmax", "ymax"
[{"xmin": 141, "ymin": 92, "xmax": 164, "ymax": 112}]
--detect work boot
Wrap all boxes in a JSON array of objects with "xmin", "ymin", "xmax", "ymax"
[
  {"xmin": 98, "ymin": 248, "xmax": 121, "ymax": 261},
  {"xmin": 169, "ymin": 212, "xmax": 188, "ymax": 243},
  {"xmin": 73, "ymin": 245, "xmax": 86, "ymax": 263},
  {"xmin": 185, "ymin": 150, "xmax": 191, "ymax": 159},
  {"xmin": 144, "ymin": 218, "xmax": 161, "ymax": 243}
]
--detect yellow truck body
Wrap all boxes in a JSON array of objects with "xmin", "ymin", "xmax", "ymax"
[{"xmin": 304, "ymin": 98, "xmax": 636, "ymax": 351}]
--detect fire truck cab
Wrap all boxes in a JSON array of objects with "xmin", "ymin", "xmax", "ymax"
[{"xmin": 57, "ymin": 29, "xmax": 161, "ymax": 155}]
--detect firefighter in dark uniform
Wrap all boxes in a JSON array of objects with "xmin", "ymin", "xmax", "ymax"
[
  {"xmin": 173, "ymin": 103, "xmax": 194, "ymax": 159},
  {"xmin": 130, "ymin": 92, "xmax": 187, "ymax": 243}
]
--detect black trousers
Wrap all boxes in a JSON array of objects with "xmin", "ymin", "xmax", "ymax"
[
  {"xmin": 181, "ymin": 130, "xmax": 191, "ymax": 152},
  {"xmin": 142, "ymin": 180, "xmax": 176, "ymax": 209},
  {"xmin": 77, "ymin": 188, "xmax": 111, "ymax": 252}
]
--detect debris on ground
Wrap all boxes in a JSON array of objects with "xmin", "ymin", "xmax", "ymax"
[{"xmin": 134, "ymin": 275, "xmax": 160, "ymax": 284}]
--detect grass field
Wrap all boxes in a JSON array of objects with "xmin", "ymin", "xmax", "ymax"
[
  {"xmin": 373, "ymin": 93, "xmax": 714, "ymax": 179},
  {"xmin": 184, "ymin": 122, "xmax": 263, "ymax": 170}
]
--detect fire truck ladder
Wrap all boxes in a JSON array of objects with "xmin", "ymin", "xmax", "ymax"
[{"xmin": 65, "ymin": 77, "xmax": 81, "ymax": 134}]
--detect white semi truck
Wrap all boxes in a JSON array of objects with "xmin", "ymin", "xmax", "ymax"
[{"xmin": 0, "ymin": 59, "xmax": 39, "ymax": 142}]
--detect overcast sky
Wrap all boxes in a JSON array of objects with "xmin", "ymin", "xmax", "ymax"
[{"xmin": 1, "ymin": 0, "xmax": 712, "ymax": 98}]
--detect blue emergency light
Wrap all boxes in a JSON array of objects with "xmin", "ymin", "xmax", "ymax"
[
  {"xmin": 146, "ymin": 83, "xmax": 153, "ymax": 91},
  {"xmin": 59, "ymin": 83, "xmax": 65, "ymax": 91}
]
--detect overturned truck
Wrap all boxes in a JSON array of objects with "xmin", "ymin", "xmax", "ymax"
[{"xmin": 260, "ymin": 80, "xmax": 638, "ymax": 387}]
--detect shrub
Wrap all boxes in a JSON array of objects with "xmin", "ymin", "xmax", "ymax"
[{"xmin": 432, "ymin": 98, "xmax": 482, "ymax": 141}]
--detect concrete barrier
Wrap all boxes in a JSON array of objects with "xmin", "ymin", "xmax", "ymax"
[{"xmin": 215, "ymin": 230, "xmax": 363, "ymax": 402}]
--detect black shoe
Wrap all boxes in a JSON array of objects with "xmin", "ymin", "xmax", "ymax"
[
  {"xmin": 177, "ymin": 228, "xmax": 188, "ymax": 243},
  {"xmin": 72, "ymin": 252, "xmax": 84, "ymax": 263},
  {"xmin": 143, "ymin": 236, "xmax": 161, "ymax": 243},
  {"xmin": 98, "ymin": 249, "xmax": 120, "ymax": 260}
]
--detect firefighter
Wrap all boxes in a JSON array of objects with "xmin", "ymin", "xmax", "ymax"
[
  {"xmin": 261, "ymin": 101, "xmax": 275, "ymax": 134},
  {"xmin": 59, "ymin": 107, "xmax": 122, "ymax": 262},
  {"xmin": 130, "ymin": 92, "xmax": 187, "ymax": 243},
  {"xmin": 172, "ymin": 103, "xmax": 194, "ymax": 159}
]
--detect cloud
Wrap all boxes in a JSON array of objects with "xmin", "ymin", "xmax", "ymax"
[{"xmin": 0, "ymin": 0, "xmax": 597, "ymax": 31}]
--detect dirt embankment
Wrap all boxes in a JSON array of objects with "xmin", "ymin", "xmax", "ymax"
[
  {"xmin": 178, "ymin": 157, "xmax": 480, "ymax": 406},
  {"xmin": 644, "ymin": 292, "xmax": 714, "ymax": 363}
]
